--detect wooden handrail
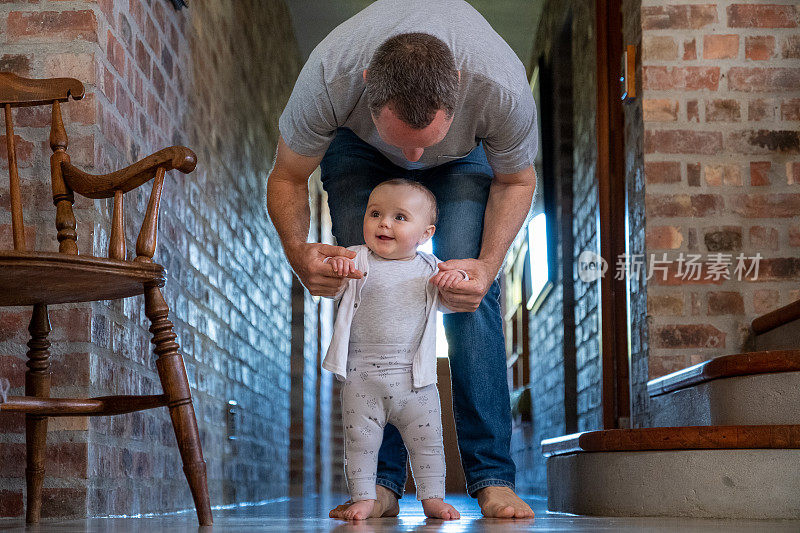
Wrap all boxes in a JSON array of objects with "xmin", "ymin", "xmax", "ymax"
[
  {"xmin": 647, "ymin": 349, "xmax": 800, "ymax": 397},
  {"xmin": 0, "ymin": 394, "xmax": 169, "ymax": 416},
  {"xmin": 752, "ymin": 299, "xmax": 800, "ymax": 335}
]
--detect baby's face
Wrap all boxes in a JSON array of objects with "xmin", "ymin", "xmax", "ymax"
[{"xmin": 363, "ymin": 185, "xmax": 435, "ymax": 260}]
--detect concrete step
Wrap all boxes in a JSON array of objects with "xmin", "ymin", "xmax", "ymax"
[
  {"xmin": 542, "ymin": 425, "xmax": 800, "ymax": 518},
  {"xmin": 647, "ymin": 350, "xmax": 800, "ymax": 427}
]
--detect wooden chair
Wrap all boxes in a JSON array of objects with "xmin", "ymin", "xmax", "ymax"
[{"xmin": 0, "ymin": 72, "xmax": 212, "ymax": 525}]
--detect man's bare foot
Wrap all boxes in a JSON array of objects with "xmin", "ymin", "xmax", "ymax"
[
  {"xmin": 329, "ymin": 485, "xmax": 400, "ymax": 520},
  {"xmin": 421, "ymin": 498, "xmax": 460, "ymax": 520},
  {"xmin": 476, "ymin": 486, "xmax": 534, "ymax": 519}
]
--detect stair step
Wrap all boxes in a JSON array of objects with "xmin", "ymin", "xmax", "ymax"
[
  {"xmin": 542, "ymin": 424, "xmax": 800, "ymax": 456},
  {"xmin": 646, "ymin": 350, "xmax": 800, "ymax": 427},
  {"xmin": 542, "ymin": 425, "xmax": 800, "ymax": 518}
]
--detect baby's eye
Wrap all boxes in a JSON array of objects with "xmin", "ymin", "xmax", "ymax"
[
  {"xmin": 370, "ymin": 211, "xmax": 380, "ymax": 217},
  {"xmin": 395, "ymin": 214, "xmax": 406, "ymax": 221}
]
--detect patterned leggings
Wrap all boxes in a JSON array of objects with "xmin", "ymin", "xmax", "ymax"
[{"xmin": 342, "ymin": 343, "xmax": 445, "ymax": 501}]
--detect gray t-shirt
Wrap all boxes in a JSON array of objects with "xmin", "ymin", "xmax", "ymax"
[
  {"xmin": 349, "ymin": 253, "xmax": 433, "ymax": 347},
  {"xmin": 279, "ymin": 0, "xmax": 538, "ymax": 173}
]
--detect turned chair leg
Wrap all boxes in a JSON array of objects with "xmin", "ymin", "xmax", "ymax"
[
  {"xmin": 25, "ymin": 304, "xmax": 51, "ymax": 524},
  {"xmin": 144, "ymin": 285, "xmax": 213, "ymax": 526}
]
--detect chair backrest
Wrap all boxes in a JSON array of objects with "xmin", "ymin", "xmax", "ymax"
[
  {"xmin": 2, "ymin": 72, "xmax": 196, "ymax": 263},
  {"xmin": 1, "ymin": 72, "xmax": 85, "ymax": 255}
]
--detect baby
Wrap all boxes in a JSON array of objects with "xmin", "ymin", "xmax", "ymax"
[{"xmin": 323, "ymin": 179, "xmax": 465, "ymax": 521}]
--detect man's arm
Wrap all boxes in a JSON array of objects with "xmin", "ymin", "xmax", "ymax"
[
  {"xmin": 480, "ymin": 165, "xmax": 536, "ymax": 277},
  {"xmin": 434, "ymin": 165, "xmax": 535, "ymax": 312},
  {"xmin": 267, "ymin": 136, "xmax": 362, "ymax": 297}
]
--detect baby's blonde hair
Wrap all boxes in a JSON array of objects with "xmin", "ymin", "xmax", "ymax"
[{"xmin": 371, "ymin": 179, "xmax": 438, "ymax": 225}]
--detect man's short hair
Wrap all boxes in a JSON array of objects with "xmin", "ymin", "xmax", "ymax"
[
  {"xmin": 365, "ymin": 32, "xmax": 459, "ymax": 129},
  {"xmin": 372, "ymin": 178, "xmax": 438, "ymax": 225}
]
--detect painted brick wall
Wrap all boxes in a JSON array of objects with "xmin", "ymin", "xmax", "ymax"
[
  {"xmin": 642, "ymin": 1, "xmax": 800, "ymax": 381},
  {"xmin": 520, "ymin": 283, "xmax": 565, "ymax": 496},
  {"xmin": 623, "ymin": 0, "xmax": 649, "ymax": 427},
  {"xmin": 1, "ymin": 0, "xmax": 304, "ymax": 518},
  {"xmin": 516, "ymin": 0, "xmax": 604, "ymax": 497},
  {"xmin": 289, "ymin": 175, "xmax": 333, "ymax": 497},
  {"xmin": 570, "ymin": 1, "xmax": 604, "ymax": 434}
]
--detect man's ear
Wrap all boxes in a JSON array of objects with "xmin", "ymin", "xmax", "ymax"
[
  {"xmin": 419, "ymin": 225, "xmax": 436, "ymax": 245},
  {"xmin": 457, "ymin": 70, "xmax": 461, "ymax": 82},
  {"xmin": 363, "ymin": 69, "xmax": 368, "ymax": 81}
]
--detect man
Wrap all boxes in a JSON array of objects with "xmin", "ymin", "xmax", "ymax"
[{"xmin": 267, "ymin": 0, "xmax": 537, "ymax": 519}]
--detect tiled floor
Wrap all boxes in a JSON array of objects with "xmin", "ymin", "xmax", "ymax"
[{"xmin": 1, "ymin": 495, "xmax": 799, "ymax": 532}]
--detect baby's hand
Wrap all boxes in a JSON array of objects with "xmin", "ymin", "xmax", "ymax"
[
  {"xmin": 325, "ymin": 256, "xmax": 356, "ymax": 278},
  {"xmin": 432, "ymin": 269, "xmax": 466, "ymax": 290}
]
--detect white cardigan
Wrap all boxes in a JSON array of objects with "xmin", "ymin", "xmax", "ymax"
[{"xmin": 322, "ymin": 245, "xmax": 463, "ymax": 388}]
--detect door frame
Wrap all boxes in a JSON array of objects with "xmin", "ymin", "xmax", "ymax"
[{"xmin": 595, "ymin": 0, "xmax": 631, "ymax": 429}]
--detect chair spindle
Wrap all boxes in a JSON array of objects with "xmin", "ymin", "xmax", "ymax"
[
  {"xmin": 135, "ymin": 166, "xmax": 165, "ymax": 262},
  {"xmin": 109, "ymin": 190, "xmax": 126, "ymax": 260},
  {"xmin": 4, "ymin": 103, "xmax": 26, "ymax": 251},
  {"xmin": 49, "ymin": 100, "xmax": 78, "ymax": 255}
]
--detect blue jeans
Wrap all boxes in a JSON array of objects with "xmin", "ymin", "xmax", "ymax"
[{"xmin": 320, "ymin": 128, "xmax": 515, "ymax": 497}]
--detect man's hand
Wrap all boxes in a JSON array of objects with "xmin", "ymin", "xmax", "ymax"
[
  {"xmin": 287, "ymin": 243, "xmax": 363, "ymax": 297},
  {"xmin": 432, "ymin": 259, "xmax": 495, "ymax": 312}
]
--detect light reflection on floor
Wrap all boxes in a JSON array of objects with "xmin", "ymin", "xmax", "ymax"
[{"xmin": 1, "ymin": 494, "xmax": 799, "ymax": 532}]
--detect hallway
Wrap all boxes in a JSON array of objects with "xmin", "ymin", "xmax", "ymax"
[
  {"xmin": 1, "ymin": 496, "xmax": 798, "ymax": 532},
  {"xmin": 2, "ymin": 0, "xmax": 800, "ymax": 526}
]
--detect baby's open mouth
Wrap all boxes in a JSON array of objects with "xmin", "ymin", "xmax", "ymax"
[{"xmin": 377, "ymin": 235, "xmax": 394, "ymax": 240}]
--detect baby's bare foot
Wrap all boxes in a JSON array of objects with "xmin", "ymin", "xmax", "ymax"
[
  {"xmin": 329, "ymin": 485, "xmax": 399, "ymax": 520},
  {"xmin": 421, "ymin": 498, "xmax": 460, "ymax": 520},
  {"xmin": 340, "ymin": 499, "xmax": 375, "ymax": 521}
]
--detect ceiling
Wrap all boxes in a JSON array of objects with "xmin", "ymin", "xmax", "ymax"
[{"xmin": 284, "ymin": 0, "xmax": 544, "ymax": 76}]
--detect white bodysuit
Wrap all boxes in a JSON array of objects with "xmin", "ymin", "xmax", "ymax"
[{"xmin": 342, "ymin": 252, "xmax": 446, "ymax": 501}]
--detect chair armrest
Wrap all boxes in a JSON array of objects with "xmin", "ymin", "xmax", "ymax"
[{"xmin": 61, "ymin": 146, "xmax": 196, "ymax": 199}]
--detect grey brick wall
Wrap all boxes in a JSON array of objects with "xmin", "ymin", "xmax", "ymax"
[
  {"xmin": 515, "ymin": 0, "xmax": 604, "ymax": 497},
  {"xmin": 1, "ymin": 0, "xmax": 306, "ymax": 518},
  {"xmin": 622, "ymin": 0, "xmax": 649, "ymax": 428},
  {"xmin": 570, "ymin": 1, "xmax": 603, "ymax": 434}
]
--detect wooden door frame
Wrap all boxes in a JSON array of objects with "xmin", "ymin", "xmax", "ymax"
[{"xmin": 595, "ymin": 0, "xmax": 631, "ymax": 429}]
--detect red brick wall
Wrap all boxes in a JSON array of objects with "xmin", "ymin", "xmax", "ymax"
[
  {"xmin": 642, "ymin": 2, "xmax": 800, "ymax": 379},
  {"xmin": 2, "ymin": 0, "xmax": 305, "ymax": 518},
  {"xmin": 1, "ymin": 0, "xmax": 101, "ymax": 519}
]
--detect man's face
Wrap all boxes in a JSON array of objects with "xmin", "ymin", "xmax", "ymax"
[
  {"xmin": 371, "ymin": 105, "xmax": 453, "ymax": 163},
  {"xmin": 363, "ymin": 184, "xmax": 435, "ymax": 260}
]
